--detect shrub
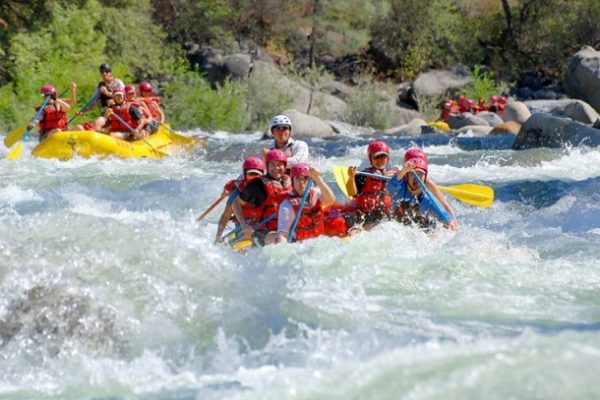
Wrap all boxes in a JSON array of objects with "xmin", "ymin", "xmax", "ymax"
[
  {"xmin": 245, "ymin": 68, "xmax": 294, "ymax": 130},
  {"xmin": 344, "ymin": 76, "xmax": 393, "ymax": 129},
  {"xmin": 162, "ymin": 71, "xmax": 248, "ymax": 132}
]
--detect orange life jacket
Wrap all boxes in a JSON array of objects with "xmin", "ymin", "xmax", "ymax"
[
  {"xmin": 355, "ymin": 167, "xmax": 392, "ymax": 215},
  {"xmin": 288, "ymin": 189, "xmax": 324, "ymax": 241},
  {"xmin": 322, "ymin": 204, "xmax": 349, "ymax": 238},
  {"xmin": 38, "ymin": 104, "xmax": 67, "ymax": 134}
]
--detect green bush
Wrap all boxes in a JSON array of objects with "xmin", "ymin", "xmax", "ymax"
[
  {"xmin": 245, "ymin": 68, "xmax": 294, "ymax": 130},
  {"xmin": 162, "ymin": 71, "xmax": 248, "ymax": 132},
  {"xmin": 344, "ymin": 77, "xmax": 393, "ymax": 129}
]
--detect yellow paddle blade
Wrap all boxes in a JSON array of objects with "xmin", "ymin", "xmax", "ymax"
[
  {"xmin": 6, "ymin": 141, "xmax": 24, "ymax": 160},
  {"xmin": 232, "ymin": 239, "xmax": 254, "ymax": 252},
  {"xmin": 333, "ymin": 165, "xmax": 351, "ymax": 199},
  {"xmin": 438, "ymin": 184, "xmax": 494, "ymax": 208},
  {"xmin": 4, "ymin": 124, "xmax": 27, "ymax": 148}
]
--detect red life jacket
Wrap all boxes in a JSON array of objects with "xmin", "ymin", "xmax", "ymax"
[
  {"xmin": 141, "ymin": 97, "xmax": 161, "ymax": 119},
  {"xmin": 288, "ymin": 189, "xmax": 324, "ymax": 241},
  {"xmin": 322, "ymin": 204, "xmax": 349, "ymax": 238},
  {"xmin": 38, "ymin": 104, "xmax": 67, "ymax": 134},
  {"xmin": 253, "ymin": 175, "xmax": 292, "ymax": 231},
  {"xmin": 109, "ymin": 104, "xmax": 136, "ymax": 132},
  {"xmin": 355, "ymin": 167, "xmax": 392, "ymax": 215}
]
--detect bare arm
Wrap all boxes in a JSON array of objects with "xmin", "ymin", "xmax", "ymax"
[
  {"xmin": 55, "ymin": 98, "xmax": 71, "ymax": 112},
  {"xmin": 347, "ymin": 166, "xmax": 358, "ymax": 197},
  {"xmin": 310, "ymin": 167, "xmax": 335, "ymax": 206},
  {"xmin": 426, "ymin": 179, "xmax": 459, "ymax": 229}
]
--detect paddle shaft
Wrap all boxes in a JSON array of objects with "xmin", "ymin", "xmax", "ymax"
[
  {"xmin": 68, "ymin": 92, "xmax": 100, "ymax": 125},
  {"xmin": 288, "ymin": 179, "xmax": 313, "ymax": 243},
  {"xmin": 196, "ymin": 194, "xmax": 227, "ymax": 222},
  {"xmin": 224, "ymin": 214, "xmax": 276, "ymax": 243},
  {"xmin": 111, "ymin": 111, "xmax": 165, "ymax": 156}
]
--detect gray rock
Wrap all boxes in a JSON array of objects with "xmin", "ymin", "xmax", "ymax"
[
  {"xmin": 283, "ymin": 109, "xmax": 335, "ymax": 138},
  {"xmin": 524, "ymin": 99, "xmax": 600, "ymax": 124},
  {"xmin": 310, "ymin": 92, "xmax": 348, "ymax": 119},
  {"xmin": 513, "ymin": 113, "xmax": 600, "ymax": 149},
  {"xmin": 223, "ymin": 54, "xmax": 251, "ymax": 79},
  {"xmin": 389, "ymin": 105, "xmax": 422, "ymax": 126},
  {"xmin": 413, "ymin": 66, "xmax": 472, "ymax": 97},
  {"xmin": 475, "ymin": 111, "xmax": 504, "ymax": 127},
  {"xmin": 321, "ymin": 81, "xmax": 356, "ymax": 102},
  {"xmin": 447, "ymin": 113, "xmax": 490, "ymax": 129},
  {"xmin": 502, "ymin": 101, "xmax": 531, "ymax": 124},
  {"xmin": 383, "ymin": 118, "xmax": 429, "ymax": 136},
  {"xmin": 564, "ymin": 46, "xmax": 600, "ymax": 113}
]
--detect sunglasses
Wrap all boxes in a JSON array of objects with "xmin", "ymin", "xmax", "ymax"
[
  {"xmin": 294, "ymin": 175, "xmax": 310, "ymax": 181},
  {"xmin": 373, "ymin": 154, "xmax": 389, "ymax": 160},
  {"xmin": 273, "ymin": 125, "xmax": 290, "ymax": 132},
  {"xmin": 245, "ymin": 172, "xmax": 262, "ymax": 177}
]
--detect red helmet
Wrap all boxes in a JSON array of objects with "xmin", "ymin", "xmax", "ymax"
[
  {"xmin": 407, "ymin": 156, "xmax": 428, "ymax": 179},
  {"xmin": 367, "ymin": 141, "xmax": 390, "ymax": 158},
  {"xmin": 40, "ymin": 85, "xmax": 57, "ymax": 97},
  {"xmin": 500, "ymin": 95, "xmax": 507, "ymax": 104},
  {"xmin": 457, "ymin": 95, "xmax": 465, "ymax": 102},
  {"xmin": 491, "ymin": 95, "xmax": 498, "ymax": 103},
  {"xmin": 291, "ymin": 163, "xmax": 310, "ymax": 178},
  {"xmin": 124, "ymin": 84, "xmax": 136, "ymax": 94},
  {"xmin": 403, "ymin": 147, "xmax": 427, "ymax": 162},
  {"xmin": 443, "ymin": 101, "xmax": 452, "ymax": 110},
  {"xmin": 242, "ymin": 156, "xmax": 266, "ymax": 173},
  {"xmin": 265, "ymin": 149, "xmax": 288, "ymax": 164},
  {"xmin": 113, "ymin": 86, "xmax": 125, "ymax": 96},
  {"xmin": 139, "ymin": 81, "xmax": 153, "ymax": 92},
  {"xmin": 466, "ymin": 99, "xmax": 474, "ymax": 106}
]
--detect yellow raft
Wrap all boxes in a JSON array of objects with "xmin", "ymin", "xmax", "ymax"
[{"xmin": 31, "ymin": 124, "xmax": 206, "ymax": 160}]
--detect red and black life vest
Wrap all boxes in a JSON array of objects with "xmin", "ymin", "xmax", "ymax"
[
  {"xmin": 109, "ymin": 104, "xmax": 136, "ymax": 132},
  {"xmin": 288, "ymin": 189, "xmax": 324, "ymax": 241},
  {"xmin": 355, "ymin": 167, "xmax": 392, "ymax": 215},
  {"xmin": 38, "ymin": 104, "xmax": 67, "ymax": 134}
]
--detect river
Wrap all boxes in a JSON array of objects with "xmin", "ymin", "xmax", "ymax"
[{"xmin": 1, "ymin": 131, "xmax": 599, "ymax": 399}]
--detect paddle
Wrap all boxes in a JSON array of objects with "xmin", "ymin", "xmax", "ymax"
[
  {"xmin": 196, "ymin": 193, "xmax": 228, "ymax": 222},
  {"xmin": 67, "ymin": 92, "xmax": 100, "ymax": 126},
  {"xmin": 111, "ymin": 112, "xmax": 169, "ymax": 157},
  {"xmin": 288, "ymin": 179, "xmax": 313, "ymax": 243},
  {"xmin": 332, "ymin": 165, "xmax": 494, "ymax": 207},
  {"xmin": 6, "ymin": 141, "xmax": 24, "ymax": 160},
  {"xmin": 4, "ymin": 94, "xmax": 53, "ymax": 148},
  {"xmin": 223, "ymin": 214, "xmax": 276, "ymax": 244},
  {"xmin": 410, "ymin": 171, "xmax": 452, "ymax": 222}
]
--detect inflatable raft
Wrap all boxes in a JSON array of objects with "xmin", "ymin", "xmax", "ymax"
[{"xmin": 31, "ymin": 124, "xmax": 205, "ymax": 160}]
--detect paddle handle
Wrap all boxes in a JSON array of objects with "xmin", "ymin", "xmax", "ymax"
[
  {"xmin": 224, "ymin": 214, "xmax": 276, "ymax": 243},
  {"xmin": 196, "ymin": 194, "xmax": 227, "ymax": 222},
  {"xmin": 288, "ymin": 179, "xmax": 313, "ymax": 243},
  {"xmin": 68, "ymin": 92, "xmax": 100, "ymax": 125},
  {"xmin": 411, "ymin": 172, "xmax": 452, "ymax": 222}
]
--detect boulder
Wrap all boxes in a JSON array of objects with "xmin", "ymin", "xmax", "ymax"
[
  {"xmin": 564, "ymin": 46, "xmax": 600, "ymax": 113},
  {"xmin": 310, "ymin": 92, "xmax": 348, "ymax": 120},
  {"xmin": 490, "ymin": 121, "xmax": 521, "ymax": 135},
  {"xmin": 413, "ymin": 66, "xmax": 472, "ymax": 98},
  {"xmin": 513, "ymin": 113, "xmax": 600, "ymax": 149},
  {"xmin": 524, "ymin": 99, "xmax": 600, "ymax": 124},
  {"xmin": 251, "ymin": 61, "xmax": 312, "ymax": 113},
  {"xmin": 321, "ymin": 80, "xmax": 356, "ymax": 102},
  {"xmin": 447, "ymin": 113, "xmax": 490, "ymax": 130},
  {"xmin": 222, "ymin": 54, "xmax": 251, "ymax": 79},
  {"xmin": 388, "ymin": 105, "xmax": 422, "ymax": 126},
  {"xmin": 502, "ymin": 101, "xmax": 531, "ymax": 124},
  {"xmin": 383, "ymin": 118, "xmax": 430, "ymax": 136},
  {"xmin": 475, "ymin": 111, "xmax": 504, "ymax": 127},
  {"xmin": 283, "ymin": 109, "xmax": 335, "ymax": 138}
]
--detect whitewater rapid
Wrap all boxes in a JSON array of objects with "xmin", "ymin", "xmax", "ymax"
[{"xmin": 1, "ymin": 133, "xmax": 599, "ymax": 399}]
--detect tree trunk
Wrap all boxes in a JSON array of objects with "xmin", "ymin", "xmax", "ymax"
[
  {"xmin": 308, "ymin": 0, "xmax": 319, "ymax": 68},
  {"xmin": 500, "ymin": 0, "xmax": 517, "ymax": 50}
]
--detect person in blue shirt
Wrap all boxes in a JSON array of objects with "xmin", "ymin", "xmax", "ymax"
[{"xmin": 387, "ymin": 148, "xmax": 458, "ymax": 230}]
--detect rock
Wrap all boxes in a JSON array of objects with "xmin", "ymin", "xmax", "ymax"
[
  {"xmin": 310, "ymin": 92, "xmax": 348, "ymax": 119},
  {"xmin": 490, "ymin": 121, "xmax": 521, "ymax": 135},
  {"xmin": 321, "ymin": 81, "xmax": 356, "ymax": 102},
  {"xmin": 564, "ymin": 46, "xmax": 600, "ymax": 113},
  {"xmin": 283, "ymin": 109, "xmax": 335, "ymax": 138},
  {"xmin": 475, "ymin": 111, "xmax": 504, "ymax": 127},
  {"xmin": 513, "ymin": 113, "xmax": 600, "ymax": 149},
  {"xmin": 456, "ymin": 125, "xmax": 493, "ymax": 136},
  {"xmin": 223, "ymin": 53, "xmax": 251, "ymax": 79},
  {"xmin": 412, "ymin": 65, "xmax": 472, "ymax": 98},
  {"xmin": 388, "ymin": 105, "xmax": 422, "ymax": 126},
  {"xmin": 447, "ymin": 113, "xmax": 490, "ymax": 130},
  {"xmin": 502, "ymin": 101, "xmax": 531, "ymax": 124},
  {"xmin": 524, "ymin": 99, "xmax": 600, "ymax": 124},
  {"xmin": 383, "ymin": 118, "xmax": 430, "ymax": 136},
  {"xmin": 250, "ymin": 61, "xmax": 312, "ymax": 113}
]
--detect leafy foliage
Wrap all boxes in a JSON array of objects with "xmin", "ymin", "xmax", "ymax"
[{"xmin": 345, "ymin": 76, "xmax": 393, "ymax": 129}]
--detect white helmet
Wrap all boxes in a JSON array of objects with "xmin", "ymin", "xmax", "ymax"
[{"xmin": 270, "ymin": 115, "xmax": 293, "ymax": 133}]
